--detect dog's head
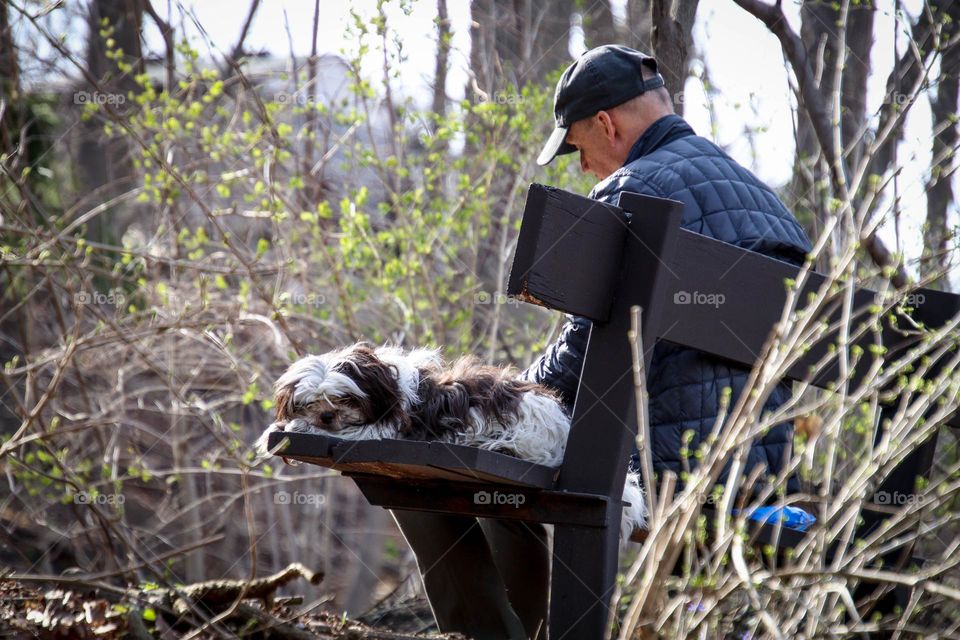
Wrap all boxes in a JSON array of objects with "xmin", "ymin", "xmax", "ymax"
[
  {"xmin": 271, "ymin": 343, "xmax": 401, "ymax": 433},
  {"xmin": 255, "ymin": 342, "xmax": 442, "ymax": 461}
]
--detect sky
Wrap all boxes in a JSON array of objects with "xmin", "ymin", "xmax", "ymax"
[{"xmin": 23, "ymin": 0, "xmax": 946, "ymax": 280}]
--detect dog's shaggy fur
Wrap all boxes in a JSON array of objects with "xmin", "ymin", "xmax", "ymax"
[{"xmin": 255, "ymin": 342, "xmax": 648, "ymax": 537}]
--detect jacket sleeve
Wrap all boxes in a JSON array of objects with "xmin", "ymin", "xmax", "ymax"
[{"xmin": 519, "ymin": 314, "xmax": 592, "ymax": 414}]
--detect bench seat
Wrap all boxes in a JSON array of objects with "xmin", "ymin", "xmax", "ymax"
[
  {"xmin": 267, "ymin": 431, "xmax": 560, "ymax": 488},
  {"xmin": 267, "ymin": 432, "xmax": 813, "ymax": 547}
]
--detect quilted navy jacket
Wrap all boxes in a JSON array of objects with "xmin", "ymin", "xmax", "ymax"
[{"xmin": 521, "ymin": 115, "xmax": 812, "ymax": 495}]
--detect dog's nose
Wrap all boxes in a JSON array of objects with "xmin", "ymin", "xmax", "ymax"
[{"xmin": 319, "ymin": 411, "xmax": 335, "ymax": 425}]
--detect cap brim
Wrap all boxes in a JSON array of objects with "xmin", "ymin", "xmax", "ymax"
[{"xmin": 536, "ymin": 126, "xmax": 576, "ymax": 166}]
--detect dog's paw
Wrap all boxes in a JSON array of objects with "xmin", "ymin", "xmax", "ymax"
[
  {"xmin": 282, "ymin": 418, "xmax": 325, "ymax": 435},
  {"xmin": 253, "ymin": 422, "xmax": 304, "ymax": 466}
]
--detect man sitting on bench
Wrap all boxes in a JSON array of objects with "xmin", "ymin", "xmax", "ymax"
[{"xmin": 392, "ymin": 45, "xmax": 813, "ymax": 640}]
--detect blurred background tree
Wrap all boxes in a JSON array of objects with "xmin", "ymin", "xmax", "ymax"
[{"xmin": 1, "ymin": 0, "xmax": 959, "ymax": 636}]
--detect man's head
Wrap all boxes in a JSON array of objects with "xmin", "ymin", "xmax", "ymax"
[{"xmin": 537, "ymin": 45, "xmax": 674, "ymax": 181}]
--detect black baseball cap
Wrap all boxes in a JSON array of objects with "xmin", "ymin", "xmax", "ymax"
[{"xmin": 537, "ymin": 45, "xmax": 664, "ymax": 166}]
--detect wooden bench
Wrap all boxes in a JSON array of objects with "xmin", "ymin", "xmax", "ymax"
[{"xmin": 267, "ymin": 184, "xmax": 960, "ymax": 639}]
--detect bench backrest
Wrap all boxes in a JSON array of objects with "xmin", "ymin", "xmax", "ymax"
[{"xmin": 508, "ymin": 184, "xmax": 960, "ymax": 503}]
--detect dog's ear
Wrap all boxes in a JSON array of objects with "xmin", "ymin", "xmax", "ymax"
[
  {"xmin": 274, "ymin": 383, "xmax": 297, "ymax": 421},
  {"xmin": 334, "ymin": 349, "xmax": 403, "ymax": 426}
]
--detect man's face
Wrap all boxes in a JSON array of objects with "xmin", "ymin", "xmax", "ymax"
[{"xmin": 565, "ymin": 113, "xmax": 626, "ymax": 181}]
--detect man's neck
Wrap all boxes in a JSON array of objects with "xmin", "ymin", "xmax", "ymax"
[
  {"xmin": 624, "ymin": 113, "xmax": 686, "ymax": 165},
  {"xmin": 633, "ymin": 109, "xmax": 674, "ymax": 142}
]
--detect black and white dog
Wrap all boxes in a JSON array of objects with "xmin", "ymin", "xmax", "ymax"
[{"xmin": 256, "ymin": 342, "xmax": 647, "ymax": 538}]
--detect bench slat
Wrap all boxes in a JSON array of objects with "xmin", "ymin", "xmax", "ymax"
[
  {"xmin": 352, "ymin": 475, "xmax": 616, "ymax": 528},
  {"xmin": 507, "ymin": 184, "xmax": 628, "ymax": 322},
  {"xmin": 266, "ymin": 432, "xmax": 559, "ymax": 488},
  {"xmin": 657, "ymin": 228, "xmax": 960, "ymax": 425}
]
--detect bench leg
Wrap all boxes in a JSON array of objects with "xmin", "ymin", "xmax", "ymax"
[{"xmin": 549, "ymin": 521, "xmax": 620, "ymax": 640}]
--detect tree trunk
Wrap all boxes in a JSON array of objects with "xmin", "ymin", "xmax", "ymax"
[
  {"xmin": 923, "ymin": 3, "xmax": 960, "ymax": 287},
  {"xmin": 651, "ymin": 0, "xmax": 699, "ymax": 111},
  {"xmin": 0, "ymin": 0, "xmax": 21, "ymax": 157},
  {"xmin": 432, "ymin": 0, "xmax": 451, "ymax": 118},
  {"xmin": 623, "ymin": 0, "xmax": 654, "ymax": 52},
  {"xmin": 467, "ymin": 0, "xmax": 573, "ymax": 98},
  {"xmin": 788, "ymin": 0, "xmax": 855, "ymax": 257},
  {"xmin": 841, "ymin": 4, "xmax": 875, "ymax": 171},
  {"xmin": 77, "ymin": 0, "xmax": 144, "ymax": 243},
  {"xmin": 866, "ymin": 6, "xmax": 937, "ymax": 185},
  {"xmin": 582, "ymin": 1, "xmax": 617, "ymax": 49}
]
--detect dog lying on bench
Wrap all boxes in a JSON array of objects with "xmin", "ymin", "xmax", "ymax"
[{"xmin": 255, "ymin": 342, "xmax": 647, "ymax": 539}]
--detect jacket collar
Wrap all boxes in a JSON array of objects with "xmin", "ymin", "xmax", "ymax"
[{"xmin": 624, "ymin": 114, "xmax": 695, "ymax": 165}]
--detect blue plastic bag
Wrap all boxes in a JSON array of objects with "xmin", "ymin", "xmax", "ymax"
[{"xmin": 737, "ymin": 505, "xmax": 816, "ymax": 531}]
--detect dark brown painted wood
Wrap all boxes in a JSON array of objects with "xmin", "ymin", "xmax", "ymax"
[
  {"xmin": 548, "ymin": 191, "xmax": 685, "ymax": 638},
  {"xmin": 507, "ymin": 183, "xmax": 628, "ymax": 322},
  {"xmin": 657, "ymin": 228, "xmax": 960, "ymax": 406},
  {"xmin": 352, "ymin": 475, "xmax": 616, "ymax": 528},
  {"xmin": 267, "ymin": 431, "xmax": 559, "ymax": 488}
]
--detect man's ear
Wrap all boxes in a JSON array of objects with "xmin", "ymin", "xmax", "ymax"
[{"xmin": 596, "ymin": 110, "xmax": 616, "ymax": 143}]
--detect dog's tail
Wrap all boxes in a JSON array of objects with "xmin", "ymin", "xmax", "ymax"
[{"xmin": 621, "ymin": 472, "xmax": 648, "ymax": 541}]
